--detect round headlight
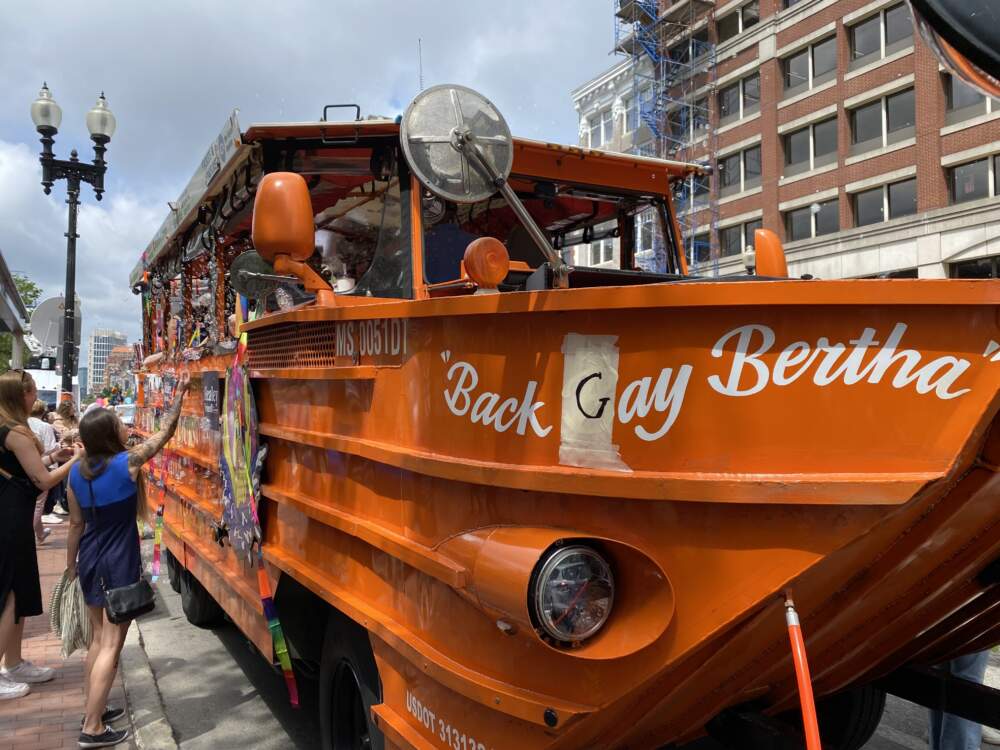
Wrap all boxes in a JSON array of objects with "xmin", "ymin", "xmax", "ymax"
[{"xmin": 531, "ymin": 544, "xmax": 614, "ymax": 644}]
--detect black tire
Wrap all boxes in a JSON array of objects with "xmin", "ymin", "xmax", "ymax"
[
  {"xmin": 165, "ymin": 549, "xmax": 182, "ymax": 594},
  {"xmin": 179, "ymin": 569, "xmax": 225, "ymax": 628},
  {"xmin": 319, "ymin": 610, "xmax": 383, "ymax": 750},
  {"xmin": 814, "ymin": 684, "xmax": 886, "ymax": 750}
]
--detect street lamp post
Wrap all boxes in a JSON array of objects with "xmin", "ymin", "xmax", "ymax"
[{"xmin": 30, "ymin": 83, "xmax": 116, "ymax": 400}]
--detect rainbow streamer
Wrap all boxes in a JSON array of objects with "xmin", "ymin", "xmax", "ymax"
[
  {"xmin": 256, "ymin": 548, "xmax": 299, "ymax": 707},
  {"xmin": 150, "ymin": 505, "xmax": 164, "ymax": 581},
  {"xmin": 224, "ymin": 297, "xmax": 298, "ymax": 707}
]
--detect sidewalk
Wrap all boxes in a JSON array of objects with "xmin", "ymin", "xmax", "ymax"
[{"xmin": 0, "ymin": 522, "xmax": 132, "ymax": 750}]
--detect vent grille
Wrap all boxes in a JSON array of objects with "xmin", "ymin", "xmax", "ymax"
[{"xmin": 246, "ymin": 322, "xmax": 338, "ymax": 370}]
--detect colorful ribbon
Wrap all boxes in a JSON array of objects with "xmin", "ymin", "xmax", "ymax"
[
  {"xmin": 229, "ymin": 294, "xmax": 298, "ymax": 707},
  {"xmin": 150, "ymin": 505, "xmax": 164, "ymax": 582},
  {"xmin": 257, "ymin": 548, "xmax": 299, "ymax": 707}
]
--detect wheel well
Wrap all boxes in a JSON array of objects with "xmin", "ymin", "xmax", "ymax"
[
  {"xmin": 274, "ymin": 574, "xmax": 330, "ymax": 663},
  {"xmin": 274, "ymin": 575, "xmax": 381, "ymax": 698}
]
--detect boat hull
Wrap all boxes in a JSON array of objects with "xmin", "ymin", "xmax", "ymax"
[{"xmin": 243, "ymin": 279, "xmax": 1000, "ymax": 748}]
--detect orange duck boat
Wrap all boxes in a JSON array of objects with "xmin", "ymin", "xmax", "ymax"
[{"xmin": 129, "ymin": 85, "xmax": 1000, "ymax": 750}]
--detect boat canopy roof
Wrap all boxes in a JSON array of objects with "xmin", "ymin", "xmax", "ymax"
[{"xmin": 128, "ymin": 113, "xmax": 699, "ymax": 286}]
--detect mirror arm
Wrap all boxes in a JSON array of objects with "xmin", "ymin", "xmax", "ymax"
[
  {"xmin": 463, "ymin": 141, "xmax": 570, "ymax": 289},
  {"xmin": 272, "ymin": 255, "xmax": 336, "ymax": 307}
]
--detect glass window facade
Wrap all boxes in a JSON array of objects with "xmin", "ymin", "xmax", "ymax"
[
  {"xmin": 815, "ymin": 199, "xmax": 839, "ymax": 236},
  {"xmin": 947, "ymin": 75, "xmax": 985, "ymax": 111},
  {"xmin": 719, "ymin": 83, "xmax": 740, "ymax": 120},
  {"xmin": 784, "ymin": 49, "xmax": 809, "ymax": 90},
  {"xmin": 742, "ymin": 2, "xmax": 760, "ymax": 29},
  {"xmin": 743, "ymin": 145, "xmax": 762, "ymax": 185},
  {"xmin": 720, "ymin": 153, "xmax": 741, "ymax": 189},
  {"xmin": 718, "ymin": 11, "xmax": 740, "ymax": 42},
  {"xmin": 744, "ymin": 219, "xmax": 763, "ymax": 250},
  {"xmin": 886, "ymin": 88, "xmax": 915, "ymax": 133},
  {"xmin": 950, "ymin": 159, "xmax": 990, "ymax": 203},
  {"xmin": 743, "ymin": 73, "xmax": 760, "ymax": 112},
  {"xmin": 855, "ymin": 187, "xmax": 885, "ymax": 226},
  {"xmin": 786, "ymin": 207, "xmax": 812, "ymax": 241},
  {"xmin": 720, "ymin": 226, "xmax": 742, "ymax": 257},
  {"xmin": 812, "ymin": 37, "xmax": 837, "ymax": 80},
  {"xmin": 785, "ymin": 127, "xmax": 810, "ymax": 165},
  {"xmin": 884, "ymin": 3, "xmax": 912, "ymax": 47},
  {"xmin": 813, "ymin": 118, "xmax": 838, "ymax": 157},
  {"xmin": 888, "ymin": 178, "xmax": 917, "ymax": 219},
  {"xmin": 850, "ymin": 15, "xmax": 881, "ymax": 61},
  {"xmin": 852, "ymin": 101, "xmax": 882, "ymax": 144}
]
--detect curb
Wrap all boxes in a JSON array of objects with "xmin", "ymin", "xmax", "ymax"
[{"xmin": 120, "ymin": 619, "xmax": 179, "ymax": 750}]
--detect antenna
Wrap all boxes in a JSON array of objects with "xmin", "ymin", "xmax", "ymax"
[{"xmin": 418, "ymin": 38, "xmax": 424, "ymax": 91}]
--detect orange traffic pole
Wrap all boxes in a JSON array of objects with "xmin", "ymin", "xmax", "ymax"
[{"xmin": 784, "ymin": 592, "xmax": 822, "ymax": 750}]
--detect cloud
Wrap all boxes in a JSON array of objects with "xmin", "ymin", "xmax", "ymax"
[
  {"xmin": 0, "ymin": 1, "xmax": 617, "ymax": 357},
  {"xmin": 0, "ymin": 139, "xmax": 161, "ymax": 355}
]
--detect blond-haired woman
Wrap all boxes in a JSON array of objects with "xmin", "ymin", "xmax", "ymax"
[{"xmin": 0, "ymin": 370, "xmax": 81, "ymax": 700}]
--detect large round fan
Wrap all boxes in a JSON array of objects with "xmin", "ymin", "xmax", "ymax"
[
  {"xmin": 400, "ymin": 84, "xmax": 513, "ymax": 204},
  {"xmin": 230, "ymin": 251, "xmax": 281, "ymax": 299}
]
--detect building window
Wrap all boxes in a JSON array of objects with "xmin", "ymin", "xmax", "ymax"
[
  {"xmin": 719, "ymin": 219, "xmax": 762, "ymax": 257},
  {"xmin": 636, "ymin": 209, "xmax": 655, "ymax": 255},
  {"xmin": 690, "ymin": 232, "xmax": 712, "ymax": 264},
  {"xmin": 624, "ymin": 96, "xmax": 637, "ymax": 133},
  {"xmin": 783, "ymin": 0, "xmax": 807, "ymax": 8},
  {"xmin": 719, "ymin": 144, "xmax": 762, "ymax": 197},
  {"xmin": 718, "ymin": 0, "xmax": 760, "ymax": 43},
  {"xmin": 849, "ymin": 3, "xmax": 913, "ymax": 70},
  {"xmin": 783, "ymin": 117, "xmax": 838, "ymax": 176},
  {"xmin": 587, "ymin": 221, "xmax": 617, "ymax": 265},
  {"xmin": 850, "ymin": 88, "xmax": 915, "ymax": 154},
  {"xmin": 718, "ymin": 73, "xmax": 760, "ymax": 124},
  {"xmin": 841, "ymin": 177, "xmax": 923, "ymax": 229},
  {"xmin": 744, "ymin": 219, "xmax": 763, "ymax": 250},
  {"xmin": 949, "ymin": 158, "xmax": 992, "ymax": 204},
  {"xmin": 589, "ymin": 109, "xmax": 613, "ymax": 148},
  {"xmin": 784, "ymin": 198, "xmax": 839, "ymax": 241},
  {"xmin": 944, "ymin": 73, "xmax": 992, "ymax": 124},
  {"xmin": 951, "ymin": 257, "xmax": 1000, "ymax": 278},
  {"xmin": 782, "ymin": 36, "xmax": 837, "ymax": 98},
  {"xmin": 887, "ymin": 178, "xmax": 917, "ymax": 219}
]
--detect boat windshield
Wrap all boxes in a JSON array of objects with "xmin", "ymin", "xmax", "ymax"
[{"xmin": 421, "ymin": 180, "xmax": 674, "ymax": 285}]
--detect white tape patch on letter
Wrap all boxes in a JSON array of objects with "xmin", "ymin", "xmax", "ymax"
[{"xmin": 559, "ymin": 333, "xmax": 631, "ymax": 472}]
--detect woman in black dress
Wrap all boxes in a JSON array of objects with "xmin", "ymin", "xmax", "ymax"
[
  {"xmin": 66, "ymin": 371, "xmax": 189, "ymax": 748},
  {"xmin": 0, "ymin": 370, "xmax": 81, "ymax": 701}
]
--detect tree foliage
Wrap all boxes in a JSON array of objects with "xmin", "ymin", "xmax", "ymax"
[{"xmin": 0, "ymin": 273, "xmax": 45, "ymax": 373}]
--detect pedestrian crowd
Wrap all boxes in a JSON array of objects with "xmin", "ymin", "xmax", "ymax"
[{"xmin": 0, "ymin": 368, "xmax": 189, "ymax": 749}]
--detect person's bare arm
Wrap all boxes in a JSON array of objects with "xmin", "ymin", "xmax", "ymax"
[
  {"xmin": 65, "ymin": 486, "xmax": 85, "ymax": 579},
  {"xmin": 127, "ymin": 372, "xmax": 190, "ymax": 480},
  {"xmin": 5, "ymin": 428, "xmax": 81, "ymax": 490}
]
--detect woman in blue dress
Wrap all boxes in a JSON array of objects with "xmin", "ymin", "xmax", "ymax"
[{"xmin": 66, "ymin": 372, "xmax": 189, "ymax": 749}]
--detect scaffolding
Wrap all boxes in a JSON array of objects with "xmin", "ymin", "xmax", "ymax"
[{"xmin": 614, "ymin": 0, "xmax": 720, "ymax": 275}]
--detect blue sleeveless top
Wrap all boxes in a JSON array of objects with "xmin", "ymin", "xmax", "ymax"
[{"xmin": 69, "ymin": 452, "xmax": 141, "ymax": 607}]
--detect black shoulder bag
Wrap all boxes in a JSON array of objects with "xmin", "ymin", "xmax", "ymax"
[{"xmin": 86, "ymin": 477, "xmax": 156, "ymax": 624}]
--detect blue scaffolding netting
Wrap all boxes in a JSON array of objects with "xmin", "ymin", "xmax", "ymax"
[{"xmin": 614, "ymin": 0, "xmax": 720, "ymax": 275}]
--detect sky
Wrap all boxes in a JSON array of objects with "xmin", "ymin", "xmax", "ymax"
[{"xmin": 0, "ymin": 1, "xmax": 616, "ymax": 360}]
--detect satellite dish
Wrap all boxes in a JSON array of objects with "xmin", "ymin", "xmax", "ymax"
[
  {"xmin": 230, "ymin": 251, "xmax": 297, "ymax": 299},
  {"xmin": 30, "ymin": 297, "xmax": 79, "ymax": 350},
  {"xmin": 399, "ymin": 84, "xmax": 569, "ymax": 286},
  {"xmin": 400, "ymin": 84, "xmax": 513, "ymax": 204}
]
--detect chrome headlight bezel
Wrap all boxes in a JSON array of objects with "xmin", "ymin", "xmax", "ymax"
[{"xmin": 529, "ymin": 543, "xmax": 615, "ymax": 645}]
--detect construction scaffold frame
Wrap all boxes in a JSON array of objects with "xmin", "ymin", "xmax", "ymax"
[{"xmin": 614, "ymin": 0, "xmax": 720, "ymax": 275}]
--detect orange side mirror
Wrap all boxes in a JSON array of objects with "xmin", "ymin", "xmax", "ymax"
[
  {"xmin": 463, "ymin": 237, "xmax": 510, "ymax": 290},
  {"xmin": 252, "ymin": 172, "xmax": 315, "ymax": 263},
  {"xmin": 753, "ymin": 229, "xmax": 789, "ymax": 278}
]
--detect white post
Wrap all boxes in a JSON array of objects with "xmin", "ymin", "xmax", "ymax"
[{"xmin": 11, "ymin": 331, "xmax": 24, "ymax": 369}]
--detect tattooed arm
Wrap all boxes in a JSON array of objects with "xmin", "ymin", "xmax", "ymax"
[{"xmin": 127, "ymin": 371, "xmax": 191, "ymax": 481}]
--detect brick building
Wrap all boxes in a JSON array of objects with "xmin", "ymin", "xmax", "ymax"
[
  {"xmin": 572, "ymin": 0, "xmax": 1000, "ymax": 279},
  {"xmin": 102, "ymin": 344, "xmax": 135, "ymax": 394}
]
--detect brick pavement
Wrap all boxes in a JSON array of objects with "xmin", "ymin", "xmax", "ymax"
[{"xmin": 0, "ymin": 522, "xmax": 131, "ymax": 750}]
